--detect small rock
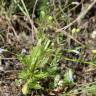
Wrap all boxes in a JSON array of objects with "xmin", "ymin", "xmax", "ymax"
[
  {"xmin": 0, "ymin": 66, "xmax": 4, "ymax": 71},
  {"xmin": 91, "ymin": 30, "xmax": 96, "ymax": 39}
]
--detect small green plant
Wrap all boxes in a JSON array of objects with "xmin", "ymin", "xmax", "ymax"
[
  {"xmin": 18, "ymin": 36, "xmax": 62, "ymax": 95},
  {"xmin": 35, "ymin": 0, "xmax": 53, "ymax": 32},
  {"xmin": 18, "ymin": 38, "xmax": 51, "ymax": 95}
]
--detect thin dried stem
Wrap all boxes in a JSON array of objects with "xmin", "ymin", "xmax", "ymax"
[{"xmin": 56, "ymin": 0, "xmax": 96, "ymax": 32}]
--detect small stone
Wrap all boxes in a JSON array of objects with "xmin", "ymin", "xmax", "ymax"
[
  {"xmin": 21, "ymin": 48, "xmax": 27, "ymax": 54},
  {"xmin": 0, "ymin": 66, "xmax": 4, "ymax": 71},
  {"xmin": 91, "ymin": 30, "xmax": 96, "ymax": 39}
]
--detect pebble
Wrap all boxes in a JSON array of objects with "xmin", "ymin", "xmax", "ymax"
[{"xmin": 91, "ymin": 30, "xmax": 96, "ymax": 39}]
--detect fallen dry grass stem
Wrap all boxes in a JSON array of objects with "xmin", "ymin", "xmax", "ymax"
[{"xmin": 56, "ymin": 0, "xmax": 96, "ymax": 32}]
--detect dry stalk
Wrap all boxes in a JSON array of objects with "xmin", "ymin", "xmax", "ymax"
[{"xmin": 56, "ymin": 0, "xmax": 96, "ymax": 32}]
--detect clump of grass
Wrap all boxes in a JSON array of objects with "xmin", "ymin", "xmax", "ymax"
[
  {"xmin": 18, "ymin": 37, "xmax": 51, "ymax": 95},
  {"xmin": 65, "ymin": 82, "xmax": 96, "ymax": 96},
  {"xmin": 18, "ymin": 35, "xmax": 62, "ymax": 95}
]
